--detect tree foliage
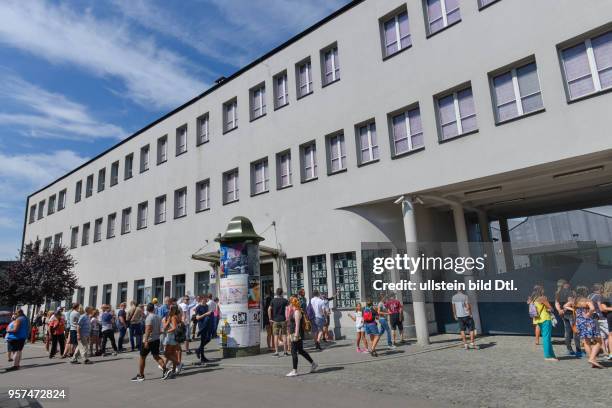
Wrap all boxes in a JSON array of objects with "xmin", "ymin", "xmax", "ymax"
[{"xmin": 0, "ymin": 242, "xmax": 78, "ymax": 308}]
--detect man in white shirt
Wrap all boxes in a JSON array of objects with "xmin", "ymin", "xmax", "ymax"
[
  {"xmin": 310, "ymin": 290, "xmax": 326, "ymax": 350},
  {"xmin": 206, "ymin": 294, "xmax": 217, "ymax": 339},
  {"xmin": 451, "ymin": 290, "xmax": 477, "ymax": 350}
]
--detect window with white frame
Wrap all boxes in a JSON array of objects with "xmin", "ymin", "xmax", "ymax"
[
  {"xmin": 121, "ymin": 208, "xmax": 131, "ymax": 234},
  {"xmin": 356, "ymin": 121, "xmax": 379, "ymax": 164},
  {"xmin": 426, "ymin": 0, "xmax": 461, "ymax": 35},
  {"xmin": 273, "ymin": 72, "xmax": 289, "ymax": 109},
  {"xmin": 137, "ymin": 201, "xmax": 148, "ymax": 229},
  {"xmin": 223, "ymin": 169, "xmax": 239, "ymax": 204},
  {"xmin": 48, "ymin": 194, "xmax": 56, "ymax": 215},
  {"xmin": 390, "ymin": 106, "xmax": 424, "ymax": 156},
  {"xmin": 82, "ymin": 222, "xmax": 90, "ymax": 246},
  {"xmin": 436, "ymin": 86, "xmax": 477, "ymax": 141},
  {"xmin": 124, "ymin": 154, "xmax": 133, "ymax": 179},
  {"xmin": 560, "ymin": 31, "xmax": 611, "ymax": 101},
  {"xmin": 29, "ymin": 204, "xmax": 36, "ymax": 223},
  {"xmin": 197, "ymin": 114, "xmax": 209, "ymax": 145},
  {"xmin": 196, "ymin": 180, "xmax": 210, "ymax": 212},
  {"xmin": 297, "ymin": 60, "xmax": 313, "ymax": 98},
  {"xmin": 43, "ymin": 236, "xmax": 52, "ymax": 251},
  {"xmin": 492, "ymin": 61, "xmax": 543, "ymax": 123},
  {"xmin": 70, "ymin": 226, "xmax": 78, "ymax": 249},
  {"xmin": 97, "ymin": 168, "xmax": 105, "ymax": 192},
  {"xmin": 94, "ymin": 218, "xmax": 103, "ymax": 242},
  {"xmin": 250, "ymin": 84, "xmax": 266, "ymax": 120},
  {"xmin": 322, "ymin": 46, "xmax": 340, "ymax": 85},
  {"xmin": 75, "ymin": 181, "xmax": 82, "ymax": 203},
  {"xmin": 382, "ymin": 9, "xmax": 411, "ymax": 57},
  {"xmin": 251, "ymin": 158, "xmax": 269, "ymax": 195},
  {"xmin": 110, "ymin": 161, "xmax": 119, "ymax": 186},
  {"xmin": 54, "ymin": 233, "xmax": 62, "ymax": 249},
  {"xmin": 327, "ymin": 133, "xmax": 346, "ymax": 173},
  {"xmin": 300, "ymin": 142, "xmax": 317, "ymax": 181},
  {"xmin": 58, "ymin": 189, "xmax": 66, "ymax": 210},
  {"xmin": 277, "ymin": 151, "xmax": 292, "ymax": 189},
  {"xmin": 223, "ymin": 99, "xmax": 238, "ymax": 132},
  {"xmin": 176, "ymin": 125, "xmax": 187, "ymax": 156},
  {"xmin": 86, "ymin": 174, "xmax": 94, "ymax": 197},
  {"xmin": 155, "ymin": 195, "xmax": 167, "ymax": 224},
  {"xmin": 38, "ymin": 200, "xmax": 45, "ymax": 219},
  {"xmin": 140, "ymin": 145, "xmax": 150, "ymax": 172},
  {"xmin": 479, "ymin": 0, "xmax": 500, "ymax": 9},
  {"xmin": 174, "ymin": 187, "xmax": 187, "ymax": 218},
  {"xmin": 157, "ymin": 135, "xmax": 168, "ymax": 164},
  {"xmin": 107, "ymin": 213, "xmax": 116, "ymax": 238}
]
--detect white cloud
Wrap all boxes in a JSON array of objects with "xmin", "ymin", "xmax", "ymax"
[
  {"xmin": 0, "ymin": 149, "xmax": 89, "ymax": 259},
  {"xmin": 114, "ymin": 0, "xmax": 349, "ymax": 68},
  {"xmin": 0, "ymin": 1, "xmax": 205, "ymax": 110},
  {"xmin": 0, "ymin": 73, "xmax": 126, "ymax": 141}
]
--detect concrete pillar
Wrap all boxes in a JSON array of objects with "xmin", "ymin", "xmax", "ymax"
[
  {"xmin": 451, "ymin": 204, "xmax": 482, "ymax": 333},
  {"xmin": 401, "ymin": 199, "xmax": 430, "ymax": 346},
  {"xmin": 499, "ymin": 218, "xmax": 515, "ymax": 272},
  {"xmin": 477, "ymin": 211, "xmax": 496, "ymax": 275}
]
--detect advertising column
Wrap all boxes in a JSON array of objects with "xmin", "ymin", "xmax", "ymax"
[{"xmin": 215, "ymin": 216, "xmax": 264, "ymax": 357}]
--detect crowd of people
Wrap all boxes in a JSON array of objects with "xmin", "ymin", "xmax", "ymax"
[
  {"xmin": 527, "ymin": 280, "xmax": 612, "ymax": 368},
  {"xmin": 5, "ymin": 279, "xmax": 609, "ymax": 378}
]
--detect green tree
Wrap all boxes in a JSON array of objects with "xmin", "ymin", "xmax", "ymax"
[{"xmin": 0, "ymin": 242, "xmax": 78, "ymax": 315}]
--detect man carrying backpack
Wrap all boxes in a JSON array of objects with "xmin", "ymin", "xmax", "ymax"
[{"xmin": 363, "ymin": 300, "xmax": 381, "ymax": 356}]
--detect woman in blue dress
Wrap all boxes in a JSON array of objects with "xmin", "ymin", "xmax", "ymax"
[{"xmin": 564, "ymin": 286, "xmax": 603, "ymax": 368}]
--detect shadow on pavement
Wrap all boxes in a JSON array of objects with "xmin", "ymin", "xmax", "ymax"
[
  {"xmin": 381, "ymin": 350, "xmax": 406, "ymax": 356},
  {"xmin": 173, "ymin": 367, "xmax": 222, "ymax": 378},
  {"xmin": 307, "ymin": 366, "xmax": 344, "ymax": 374},
  {"xmin": 476, "ymin": 342, "xmax": 496, "ymax": 350},
  {"xmin": 90, "ymin": 358, "xmax": 128, "ymax": 364},
  {"xmin": 2, "ymin": 361, "xmax": 65, "ymax": 372}
]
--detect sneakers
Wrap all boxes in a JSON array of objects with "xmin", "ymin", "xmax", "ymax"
[
  {"xmin": 286, "ymin": 369, "xmax": 298, "ymax": 377},
  {"xmin": 84, "ymin": 359, "xmax": 93, "ymax": 365},
  {"xmin": 70, "ymin": 360, "xmax": 81, "ymax": 364},
  {"xmin": 131, "ymin": 374, "xmax": 145, "ymax": 382},
  {"xmin": 566, "ymin": 350, "xmax": 576, "ymax": 356},
  {"xmin": 388, "ymin": 345, "xmax": 397, "ymax": 350},
  {"xmin": 112, "ymin": 352, "xmax": 117, "ymax": 356},
  {"xmin": 272, "ymin": 351, "xmax": 279, "ymax": 356},
  {"xmin": 310, "ymin": 362, "xmax": 318, "ymax": 372},
  {"xmin": 162, "ymin": 368, "xmax": 174, "ymax": 380}
]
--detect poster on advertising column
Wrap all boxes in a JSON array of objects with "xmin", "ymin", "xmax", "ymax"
[{"xmin": 219, "ymin": 242, "xmax": 260, "ymax": 348}]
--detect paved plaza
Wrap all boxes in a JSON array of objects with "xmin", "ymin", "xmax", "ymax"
[{"xmin": 1, "ymin": 334, "xmax": 609, "ymax": 408}]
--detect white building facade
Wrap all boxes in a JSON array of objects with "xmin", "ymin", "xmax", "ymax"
[{"xmin": 22, "ymin": 0, "xmax": 612, "ymax": 339}]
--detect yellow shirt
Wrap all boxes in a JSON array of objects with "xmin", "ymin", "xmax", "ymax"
[{"xmin": 532, "ymin": 302, "xmax": 551, "ymax": 324}]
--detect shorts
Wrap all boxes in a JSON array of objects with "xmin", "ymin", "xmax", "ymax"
[
  {"xmin": 7, "ymin": 339, "xmax": 26, "ymax": 352},
  {"xmin": 597, "ymin": 319, "xmax": 609, "ymax": 337},
  {"xmin": 355, "ymin": 324, "xmax": 365, "ymax": 333},
  {"xmin": 69, "ymin": 330, "xmax": 78, "ymax": 345},
  {"xmin": 313, "ymin": 317, "xmax": 325, "ymax": 332},
  {"xmin": 458, "ymin": 316, "xmax": 475, "ymax": 332},
  {"xmin": 140, "ymin": 339, "xmax": 160, "ymax": 357},
  {"xmin": 365, "ymin": 323, "xmax": 379, "ymax": 336},
  {"xmin": 272, "ymin": 321, "xmax": 287, "ymax": 336},
  {"xmin": 389, "ymin": 314, "xmax": 403, "ymax": 331}
]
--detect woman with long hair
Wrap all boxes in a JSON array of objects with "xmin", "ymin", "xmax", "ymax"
[
  {"xmin": 564, "ymin": 286, "xmax": 603, "ymax": 368},
  {"xmin": 554, "ymin": 279, "xmax": 582, "ymax": 357},
  {"xmin": 161, "ymin": 304, "xmax": 181, "ymax": 378},
  {"xmin": 528, "ymin": 285, "xmax": 558, "ymax": 361},
  {"xmin": 602, "ymin": 280, "xmax": 612, "ymax": 360},
  {"xmin": 363, "ymin": 299, "xmax": 381, "ymax": 357},
  {"xmin": 349, "ymin": 302, "xmax": 369, "ymax": 353},
  {"xmin": 286, "ymin": 296, "xmax": 317, "ymax": 377}
]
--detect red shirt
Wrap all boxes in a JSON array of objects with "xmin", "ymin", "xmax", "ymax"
[{"xmin": 385, "ymin": 299, "xmax": 402, "ymax": 314}]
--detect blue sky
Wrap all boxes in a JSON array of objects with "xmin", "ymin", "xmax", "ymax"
[{"xmin": 0, "ymin": 0, "xmax": 349, "ymax": 260}]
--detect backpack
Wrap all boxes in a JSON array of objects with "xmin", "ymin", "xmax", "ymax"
[
  {"xmin": 306, "ymin": 303, "xmax": 315, "ymax": 322},
  {"xmin": 528, "ymin": 302, "xmax": 540, "ymax": 319},
  {"xmin": 363, "ymin": 307, "xmax": 374, "ymax": 323},
  {"xmin": 175, "ymin": 321, "xmax": 186, "ymax": 343}
]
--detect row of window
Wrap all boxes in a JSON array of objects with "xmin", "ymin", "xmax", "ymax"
[
  {"xmin": 35, "ymin": 26, "xmax": 612, "ymax": 245},
  {"xmin": 71, "ymin": 273, "xmax": 196, "ymax": 308},
  {"xmin": 27, "ymin": 0, "xmax": 496, "ymax": 224},
  {"xmin": 28, "ymin": 5, "xmax": 611, "ymax": 227}
]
